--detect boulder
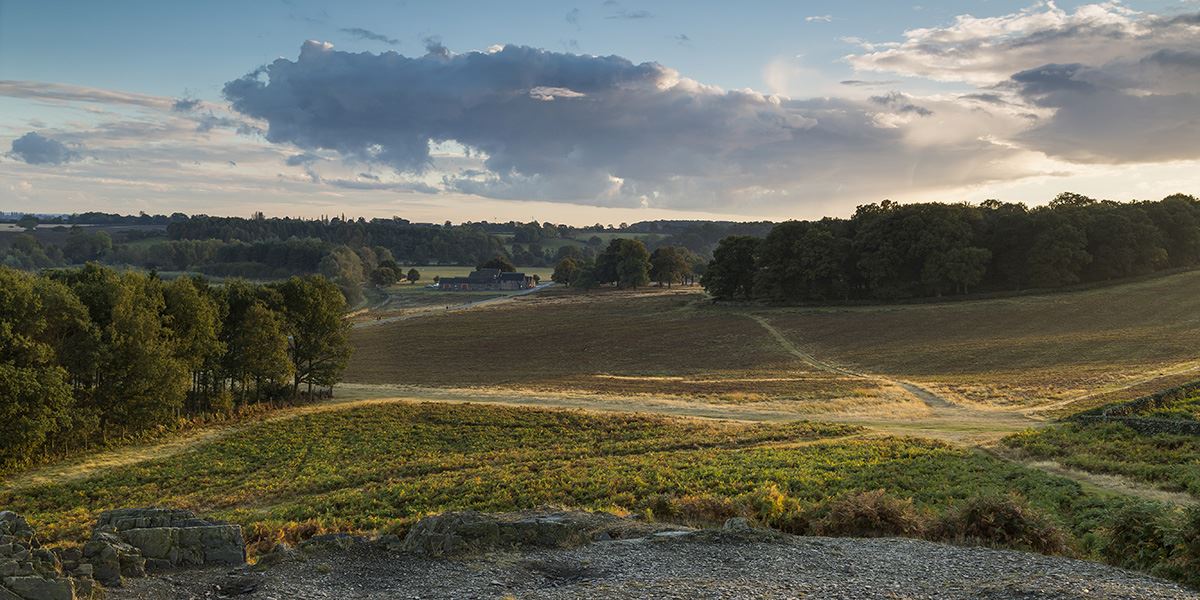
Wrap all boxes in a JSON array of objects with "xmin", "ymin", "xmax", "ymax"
[
  {"xmin": 2, "ymin": 575, "xmax": 74, "ymax": 600},
  {"xmin": 0, "ymin": 511, "xmax": 100, "ymax": 600},
  {"xmin": 82, "ymin": 532, "xmax": 145, "ymax": 587},
  {"xmin": 91, "ymin": 508, "xmax": 246, "ymax": 573}
]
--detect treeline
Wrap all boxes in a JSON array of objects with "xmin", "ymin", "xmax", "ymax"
[
  {"xmin": 703, "ymin": 193, "xmax": 1200, "ymax": 302},
  {"xmin": 551, "ymin": 240, "xmax": 705, "ymax": 289},
  {"xmin": 0, "ymin": 264, "xmax": 351, "ymax": 469}
]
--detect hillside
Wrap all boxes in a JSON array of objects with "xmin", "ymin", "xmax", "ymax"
[{"xmin": 756, "ymin": 269, "xmax": 1200, "ymax": 415}]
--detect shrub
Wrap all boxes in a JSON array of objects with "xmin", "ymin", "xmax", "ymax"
[
  {"xmin": 741, "ymin": 483, "xmax": 809, "ymax": 534},
  {"xmin": 1155, "ymin": 505, "xmax": 1200, "ymax": 589},
  {"xmin": 812, "ymin": 489, "xmax": 926, "ymax": 538},
  {"xmin": 932, "ymin": 494, "xmax": 1070, "ymax": 555},
  {"xmin": 1099, "ymin": 502, "xmax": 1174, "ymax": 572}
]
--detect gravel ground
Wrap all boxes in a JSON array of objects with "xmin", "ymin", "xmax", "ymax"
[{"xmin": 111, "ymin": 530, "xmax": 1198, "ymax": 600}]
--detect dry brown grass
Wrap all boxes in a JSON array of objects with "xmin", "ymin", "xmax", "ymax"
[
  {"xmin": 759, "ymin": 270, "xmax": 1200, "ymax": 414},
  {"xmin": 345, "ymin": 288, "xmax": 891, "ymax": 414}
]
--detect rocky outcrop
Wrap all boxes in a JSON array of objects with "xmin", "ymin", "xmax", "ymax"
[
  {"xmin": 1, "ymin": 511, "xmax": 102, "ymax": 600},
  {"xmin": 2, "ymin": 507, "xmax": 248, "ymax": 598},
  {"xmin": 86, "ymin": 508, "xmax": 245, "ymax": 585},
  {"xmin": 400, "ymin": 509, "xmax": 686, "ymax": 557}
]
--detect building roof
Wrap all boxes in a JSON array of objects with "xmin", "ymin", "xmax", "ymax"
[
  {"xmin": 499, "ymin": 272, "xmax": 529, "ymax": 281},
  {"xmin": 467, "ymin": 268, "xmax": 501, "ymax": 283}
]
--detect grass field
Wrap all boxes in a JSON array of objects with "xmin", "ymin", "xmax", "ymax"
[
  {"xmin": 0, "ymin": 401, "xmax": 1127, "ymax": 558},
  {"xmin": 346, "ymin": 289, "xmax": 902, "ymax": 416},
  {"xmin": 1003, "ymin": 389, "xmax": 1200, "ymax": 499},
  {"xmin": 758, "ymin": 270, "xmax": 1200, "ymax": 414}
]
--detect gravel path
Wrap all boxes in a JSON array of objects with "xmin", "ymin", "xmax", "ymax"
[{"xmin": 114, "ymin": 531, "xmax": 1197, "ymax": 600}]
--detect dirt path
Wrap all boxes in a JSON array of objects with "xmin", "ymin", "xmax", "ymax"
[
  {"xmin": 743, "ymin": 313, "xmax": 963, "ymax": 412},
  {"xmin": 738, "ymin": 312, "xmax": 1200, "ymax": 505}
]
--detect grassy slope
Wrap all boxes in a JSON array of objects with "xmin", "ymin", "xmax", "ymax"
[
  {"xmin": 0, "ymin": 402, "xmax": 1121, "ymax": 557},
  {"xmin": 346, "ymin": 289, "xmax": 886, "ymax": 411},
  {"xmin": 760, "ymin": 270, "xmax": 1200, "ymax": 412},
  {"xmin": 1004, "ymin": 390, "xmax": 1200, "ymax": 499}
]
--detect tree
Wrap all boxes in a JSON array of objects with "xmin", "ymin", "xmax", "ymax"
[
  {"xmin": 406, "ymin": 268, "xmax": 421, "ymax": 284},
  {"xmin": 926, "ymin": 246, "xmax": 991, "ymax": 295},
  {"xmin": 0, "ymin": 268, "xmax": 73, "ymax": 467},
  {"xmin": 163, "ymin": 277, "xmax": 224, "ymax": 409},
  {"xmin": 552, "ymin": 257, "xmax": 580, "ymax": 286},
  {"xmin": 650, "ymin": 246, "xmax": 689, "ymax": 287},
  {"xmin": 370, "ymin": 266, "xmax": 400, "ymax": 287},
  {"xmin": 94, "ymin": 272, "xmax": 189, "ymax": 434},
  {"xmin": 229, "ymin": 302, "xmax": 292, "ymax": 403},
  {"xmin": 318, "ymin": 245, "xmax": 366, "ymax": 305},
  {"xmin": 753, "ymin": 221, "xmax": 852, "ymax": 302},
  {"xmin": 277, "ymin": 276, "xmax": 352, "ymax": 397},
  {"xmin": 478, "ymin": 255, "xmax": 516, "ymax": 272},
  {"xmin": 1028, "ymin": 220, "xmax": 1092, "ymax": 287},
  {"xmin": 702, "ymin": 236, "xmax": 760, "ymax": 300},
  {"xmin": 16, "ymin": 214, "xmax": 38, "ymax": 231}
]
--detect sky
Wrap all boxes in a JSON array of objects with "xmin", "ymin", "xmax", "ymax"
[{"xmin": 1, "ymin": 0, "xmax": 1198, "ymax": 224}]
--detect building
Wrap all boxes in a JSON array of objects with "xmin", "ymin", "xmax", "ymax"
[{"xmin": 438, "ymin": 268, "xmax": 535, "ymax": 291}]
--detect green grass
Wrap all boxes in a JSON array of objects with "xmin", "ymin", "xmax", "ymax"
[
  {"xmin": 0, "ymin": 402, "xmax": 1125, "ymax": 556},
  {"xmin": 1004, "ymin": 390, "xmax": 1200, "ymax": 497},
  {"xmin": 1006, "ymin": 423, "xmax": 1200, "ymax": 497}
]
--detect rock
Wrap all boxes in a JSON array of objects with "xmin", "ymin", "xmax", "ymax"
[
  {"xmin": 83, "ymin": 532, "xmax": 144, "ymax": 587},
  {"xmin": 214, "ymin": 571, "xmax": 263, "ymax": 596},
  {"xmin": 2, "ymin": 575, "xmax": 75, "ymax": 600},
  {"xmin": 88, "ymin": 507, "xmax": 245, "ymax": 575},
  {"xmin": 401, "ymin": 510, "xmax": 645, "ymax": 557},
  {"xmin": 254, "ymin": 543, "xmax": 298, "ymax": 568},
  {"xmin": 376, "ymin": 534, "xmax": 403, "ymax": 552},
  {"xmin": 722, "ymin": 517, "xmax": 753, "ymax": 532}
]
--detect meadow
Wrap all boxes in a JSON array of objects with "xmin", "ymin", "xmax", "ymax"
[
  {"xmin": 345, "ymin": 289, "xmax": 898, "ymax": 415},
  {"xmin": 0, "ymin": 401, "xmax": 1128, "ymax": 559},
  {"xmin": 758, "ymin": 269, "xmax": 1200, "ymax": 414},
  {"xmin": 1004, "ymin": 389, "xmax": 1200, "ymax": 498}
]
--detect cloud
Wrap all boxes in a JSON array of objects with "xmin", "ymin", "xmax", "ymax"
[
  {"xmin": 869, "ymin": 91, "xmax": 933, "ymax": 116},
  {"xmin": 674, "ymin": 33, "xmax": 691, "ymax": 45},
  {"xmin": 0, "ymin": 80, "xmax": 172, "ymax": 110},
  {"xmin": 286, "ymin": 153, "xmax": 322, "ymax": 166},
  {"xmin": 340, "ymin": 27, "xmax": 400, "ymax": 46},
  {"xmin": 223, "ymin": 41, "xmax": 1038, "ymax": 210},
  {"xmin": 846, "ymin": 3, "xmax": 1200, "ymax": 165},
  {"xmin": 565, "ymin": 8, "xmax": 581, "ymax": 29},
  {"xmin": 805, "ymin": 15, "xmax": 833, "ymax": 23},
  {"xmin": 172, "ymin": 97, "xmax": 201, "ymax": 112},
  {"xmin": 846, "ymin": 3, "xmax": 1199, "ymax": 85},
  {"xmin": 606, "ymin": 9, "xmax": 653, "ymax": 19},
  {"xmin": 8, "ymin": 132, "xmax": 81, "ymax": 165}
]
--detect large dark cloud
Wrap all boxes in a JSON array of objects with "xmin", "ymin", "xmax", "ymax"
[
  {"xmin": 8, "ymin": 132, "xmax": 80, "ymax": 165},
  {"xmin": 223, "ymin": 41, "xmax": 1020, "ymax": 209},
  {"xmin": 1006, "ymin": 52, "xmax": 1200, "ymax": 163}
]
